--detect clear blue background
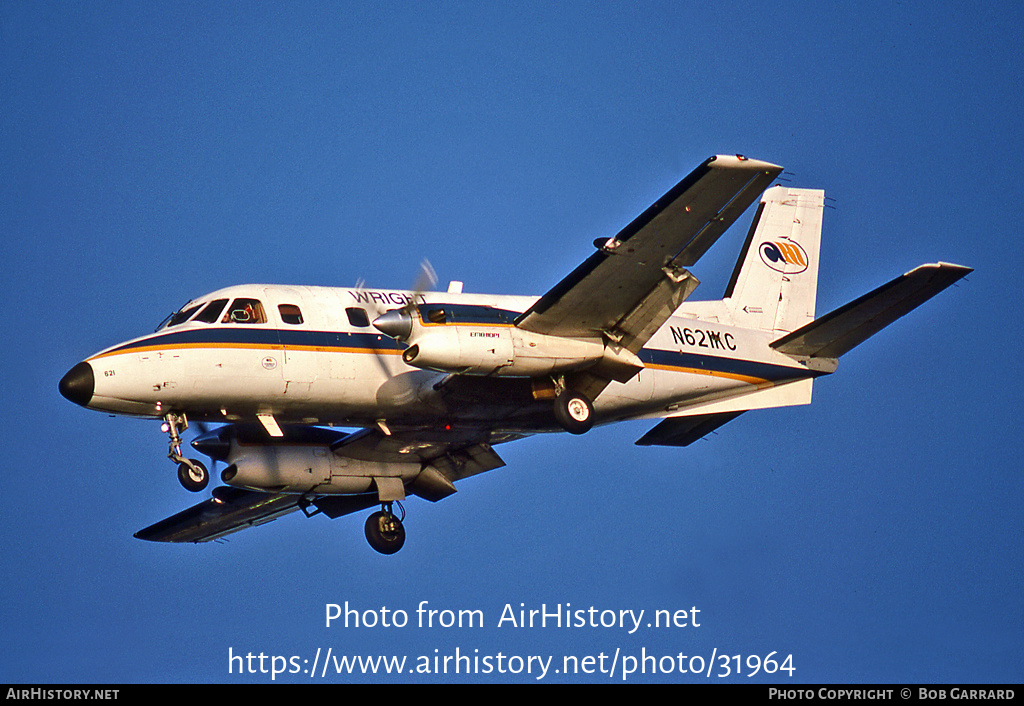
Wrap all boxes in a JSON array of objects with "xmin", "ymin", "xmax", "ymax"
[{"xmin": 2, "ymin": 1, "xmax": 1021, "ymax": 683}]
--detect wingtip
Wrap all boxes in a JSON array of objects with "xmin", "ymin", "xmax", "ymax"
[
  {"xmin": 707, "ymin": 154, "xmax": 784, "ymax": 173},
  {"xmin": 910, "ymin": 262, "xmax": 974, "ymax": 278},
  {"xmin": 937, "ymin": 261, "xmax": 974, "ymax": 274}
]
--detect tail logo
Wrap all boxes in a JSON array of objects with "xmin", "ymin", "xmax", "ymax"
[{"xmin": 759, "ymin": 240, "xmax": 809, "ymax": 274}]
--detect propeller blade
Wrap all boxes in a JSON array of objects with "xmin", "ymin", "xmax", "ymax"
[
  {"xmin": 411, "ymin": 259, "xmax": 437, "ymax": 296},
  {"xmin": 362, "ymin": 259, "xmax": 440, "ymax": 381}
]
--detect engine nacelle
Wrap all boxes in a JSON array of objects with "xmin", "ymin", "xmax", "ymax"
[
  {"xmin": 222, "ymin": 447, "xmax": 422, "ymax": 494},
  {"xmin": 375, "ymin": 302, "xmax": 645, "ymax": 379},
  {"xmin": 221, "ymin": 446, "xmax": 362, "ymax": 494},
  {"xmin": 402, "ymin": 325, "xmax": 608, "ymax": 376},
  {"xmin": 196, "ymin": 426, "xmax": 421, "ymax": 495}
]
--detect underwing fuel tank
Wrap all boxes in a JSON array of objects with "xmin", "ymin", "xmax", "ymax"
[{"xmin": 192, "ymin": 425, "xmax": 419, "ymax": 495}]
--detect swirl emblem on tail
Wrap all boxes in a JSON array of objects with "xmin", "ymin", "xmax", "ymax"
[{"xmin": 759, "ymin": 240, "xmax": 809, "ymax": 274}]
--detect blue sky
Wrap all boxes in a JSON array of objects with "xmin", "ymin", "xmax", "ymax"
[{"xmin": 2, "ymin": 1, "xmax": 1021, "ymax": 683}]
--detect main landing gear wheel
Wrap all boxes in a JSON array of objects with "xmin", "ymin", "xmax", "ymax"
[
  {"xmin": 553, "ymin": 390, "xmax": 594, "ymax": 435},
  {"xmin": 364, "ymin": 507, "xmax": 406, "ymax": 555},
  {"xmin": 177, "ymin": 459, "xmax": 209, "ymax": 492}
]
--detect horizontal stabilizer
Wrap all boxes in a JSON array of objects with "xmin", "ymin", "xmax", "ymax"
[
  {"xmin": 635, "ymin": 411, "xmax": 745, "ymax": 447},
  {"xmin": 771, "ymin": 263, "xmax": 971, "ymax": 359}
]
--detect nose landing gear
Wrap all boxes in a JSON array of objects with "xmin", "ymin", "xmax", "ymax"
[
  {"xmin": 163, "ymin": 412, "xmax": 210, "ymax": 492},
  {"xmin": 176, "ymin": 458, "xmax": 209, "ymax": 492}
]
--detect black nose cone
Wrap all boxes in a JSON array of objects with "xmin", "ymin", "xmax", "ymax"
[{"xmin": 59, "ymin": 361, "xmax": 94, "ymax": 407}]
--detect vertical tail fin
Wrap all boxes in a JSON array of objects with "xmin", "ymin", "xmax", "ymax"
[{"xmin": 723, "ymin": 186, "xmax": 825, "ymax": 335}]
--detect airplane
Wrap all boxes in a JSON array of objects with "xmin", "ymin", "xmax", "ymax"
[{"xmin": 58, "ymin": 155, "xmax": 971, "ymax": 554}]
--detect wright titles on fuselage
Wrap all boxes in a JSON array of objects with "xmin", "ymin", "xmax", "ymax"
[{"xmin": 348, "ymin": 289, "xmax": 426, "ymax": 308}]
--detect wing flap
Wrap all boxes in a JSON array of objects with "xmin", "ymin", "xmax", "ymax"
[
  {"xmin": 308, "ymin": 494, "xmax": 385, "ymax": 520},
  {"xmin": 331, "ymin": 426, "xmax": 508, "ymax": 502},
  {"xmin": 516, "ymin": 155, "xmax": 782, "ymax": 343},
  {"xmin": 771, "ymin": 263, "xmax": 972, "ymax": 358}
]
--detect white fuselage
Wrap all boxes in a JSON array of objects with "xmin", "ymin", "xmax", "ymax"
[{"xmin": 74, "ymin": 283, "xmax": 821, "ymax": 432}]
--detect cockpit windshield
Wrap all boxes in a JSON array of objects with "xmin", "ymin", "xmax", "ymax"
[
  {"xmin": 167, "ymin": 303, "xmax": 202, "ymax": 327},
  {"xmin": 156, "ymin": 302, "xmax": 200, "ymax": 331},
  {"xmin": 194, "ymin": 299, "xmax": 228, "ymax": 323},
  {"xmin": 156, "ymin": 296, "xmax": 268, "ymax": 330}
]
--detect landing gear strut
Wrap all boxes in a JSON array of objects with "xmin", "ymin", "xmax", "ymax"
[
  {"xmin": 364, "ymin": 502, "xmax": 406, "ymax": 554},
  {"xmin": 163, "ymin": 412, "xmax": 209, "ymax": 492}
]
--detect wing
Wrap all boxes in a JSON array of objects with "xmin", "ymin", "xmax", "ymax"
[
  {"xmin": 329, "ymin": 426, "xmax": 517, "ymax": 502},
  {"xmin": 133, "ymin": 486, "xmax": 312, "ymax": 543},
  {"xmin": 516, "ymin": 155, "xmax": 783, "ymax": 353},
  {"xmin": 134, "ymin": 426, "xmax": 520, "ymax": 542}
]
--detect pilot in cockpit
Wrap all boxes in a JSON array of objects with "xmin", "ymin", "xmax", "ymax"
[{"xmin": 224, "ymin": 299, "xmax": 265, "ymax": 324}]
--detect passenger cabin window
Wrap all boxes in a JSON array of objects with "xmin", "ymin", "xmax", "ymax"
[
  {"xmin": 194, "ymin": 299, "xmax": 228, "ymax": 324},
  {"xmin": 223, "ymin": 298, "xmax": 267, "ymax": 324},
  {"xmin": 346, "ymin": 307, "xmax": 370, "ymax": 328},
  {"xmin": 279, "ymin": 304, "xmax": 303, "ymax": 325}
]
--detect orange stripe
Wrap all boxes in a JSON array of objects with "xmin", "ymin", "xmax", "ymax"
[
  {"xmin": 643, "ymin": 362, "xmax": 771, "ymax": 385},
  {"xmin": 88, "ymin": 343, "xmax": 405, "ymax": 361}
]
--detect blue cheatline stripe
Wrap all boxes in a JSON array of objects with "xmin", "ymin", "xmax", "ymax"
[
  {"xmin": 640, "ymin": 348, "xmax": 817, "ymax": 384},
  {"xmin": 91, "ymin": 327, "xmax": 817, "ymax": 384},
  {"xmin": 91, "ymin": 328, "xmax": 405, "ymax": 359}
]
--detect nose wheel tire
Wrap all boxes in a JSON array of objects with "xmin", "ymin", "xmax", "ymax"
[
  {"xmin": 554, "ymin": 390, "xmax": 594, "ymax": 435},
  {"xmin": 164, "ymin": 412, "xmax": 210, "ymax": 492},
  {"xmin": 177, "ymin": 459, "xmax": 209, "ymax": 492},
  {"xmin": 364, "ymin": 510, "xmax": 406, "ymax": 554}
]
